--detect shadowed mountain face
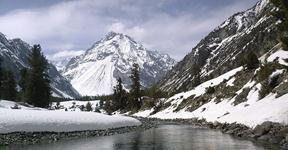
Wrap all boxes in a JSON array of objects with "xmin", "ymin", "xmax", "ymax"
[
  {"xmin": 159, "ymin": 0, "xmax": 278, "ymax": 93},
  {"xmin": 0, "ymin": 33, "xmax": 80, "ymax": 98},
  {"xmin": 61, "ymin": 32, "xmax": 176, "ymax": 96}
]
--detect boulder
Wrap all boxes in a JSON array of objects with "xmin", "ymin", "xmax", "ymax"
[
  {"xmin": 258, "ymin": 134, "xmax": 271, "ymax": 141},
  {"xmin": 253, "ymin": 121, "xmax": 274, "ymax": 137}
]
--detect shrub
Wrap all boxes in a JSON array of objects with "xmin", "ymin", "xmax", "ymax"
[
  {"xmin": 245, "ymin": 51, "xmax": 259, "ymax": 70},
  {"xmin": 85, "ymin": 102, "xmax": 93, "ymax": 111},
  {"xmin": 259, "ymin": 80, "xmax": 271, "ymax": 99},
  {"xmin": 191, "ymin": 75, "xmax": 201, "ymax": 87},
  {"xmin": 10, "ymin": 104, "xmax": 21, "ymax": 109},
  {"xmin": 259, "ymin": 74, "xmax": 280, "ymax": 99},
  {"xmin": 79, "ymin": 105, "xmax": 85, "ymax": 111},
  {"xmin": 205, "ymin": 86, "xmax": 215, "ymax": 94},
  {"xmin": 257, "ymin": 64, "xmax": 275, "ymax": 82}
]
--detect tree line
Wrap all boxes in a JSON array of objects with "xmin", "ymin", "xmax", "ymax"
[
  {"xmin": 0, "ymin": 44, "xmax": 51, "ymax": 108},
  {"xmin": 104, "ymin": 63, "xmax": 169, "ymax": 113},
  {"xmin": 105, "ymin": 63, "xmax": 142, "ymax": 113}
]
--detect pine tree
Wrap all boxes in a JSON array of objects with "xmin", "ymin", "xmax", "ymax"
[
  {"xmin": 190, "ymin": 62, "xmax": 202, "ymax": 87},
  {"xmin": 112, "ymin": 77, "xmax": 127, "ymax": 111},
  {"xmin": 190, "ymin": 63, "xmax": 201, "ymax": 76},
  {"xmin": 246, "ymin": 51, "xmax": 259, "ymax": 70},
  {"xmin": 1, "ymin": 71, "xmax": 17, "ymax": 101},
  {"xmin": 104, "ymin": 100, "xmax": 112, "ymax": 115},
  {"xmin": 129, "ymin": 63, "xmax": 141, "ymax": 111},
  {"xmin": 99, "ymin": 99, "xmax": 104, "ymax": 108},
  {"xmin": 192, "ymin": 74, "xmax": 201, "ymax": 87},
  {"xmin": 85, "ymin": 102, "xmax": 93, "ymax": 111},
  {"xmin": 26, "ymin": 45, "xmax": 51, "ymax": 108}
]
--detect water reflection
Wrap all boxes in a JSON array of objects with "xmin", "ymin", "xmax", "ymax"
[{"xmin": 2, "ymin": 125, "xmax": 273, "ymax": 150}]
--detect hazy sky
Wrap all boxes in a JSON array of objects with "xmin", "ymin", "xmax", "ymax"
[{"xmin": 0, "ymin": 0, "xmax": 258, "ymax": 60}]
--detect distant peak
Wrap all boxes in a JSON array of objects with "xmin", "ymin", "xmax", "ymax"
[
  {"xmin": 105, "ymin": 31, "xmax": 123, "ymax": 38},
  {"xmin": 103, "ymin": 31, "xmax": 137, "ymax": 44}
]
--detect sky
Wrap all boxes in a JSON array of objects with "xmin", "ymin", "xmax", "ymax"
[{"xmin": 0, "ymin": 0, "xmax": 258, "ymax": 60}]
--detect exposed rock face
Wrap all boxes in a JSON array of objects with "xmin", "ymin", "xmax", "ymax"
[
  {"xmin": 0, "ymin": 33, "xmax": 80, "ymax": 98},
  {"xmin": 159, "ymin": 0, "xmax": 278, "ymax": 93},
  {"xmin": 62, "ymin": 32, "xmax": 176, "ymax": 96}
]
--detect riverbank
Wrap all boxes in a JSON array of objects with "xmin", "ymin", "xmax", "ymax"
[
  {"xmin": 142, "ymin": 117, "xmax": 288, "ymax": 149},
  {"xmin": 0, "ymin": 117, "xmax": 156, "ymax": 146}
]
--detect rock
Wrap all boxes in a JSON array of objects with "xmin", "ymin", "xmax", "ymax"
[
  {"xmin": 213, "ymin": 121, "xmax": 221, "ymax": 129},
  {"xmin": 253, "ymin": 121, "xmax": 274, "ymax": 137},
  {"xmin": 238, "ymin": 129, "xmax": 253, "ymax": 138},
  {"xmin": 269, "ymin": 135, "xmax": 284, "ymax": 144},
  {"xmin": 258, "ymin": 134, "xmax": 271, "ymax": 141}
]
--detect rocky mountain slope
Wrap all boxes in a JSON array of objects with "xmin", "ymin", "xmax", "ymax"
[
  {"xmin": 0, "ymin": 33, "xmax": 80, "ymax": 98},
  {"xmin": 159, "ymin": 0, "xmax": 278, "ymax": 93},
  {"xmin": 135, "ymin": 0, "xmax": 288, "ymax": 129},
  {"xmin": 62, "ymin": 32, "xmax": 176, "ymax": 96}
]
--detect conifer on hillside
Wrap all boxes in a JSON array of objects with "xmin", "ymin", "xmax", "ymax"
[
  {"xmin": 25, "ymin": 44, "xmax": 51, "ymax": 108},
  {"xmin": 129, "ymin": 63, "xmax": 141, "ymax": 111}
]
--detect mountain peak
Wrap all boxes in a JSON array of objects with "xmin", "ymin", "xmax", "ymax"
[
  {"xmin": 106, "ymin": 31, "xmax": 122, "ymax": 37},
  {"xmin": 85, "ymin": 31, "xmax": 144, "ymax": 62},
  {"xmin": 104, "ymin": 31, "xmax": 128, "ymax": 41},
  {"xmin": 62, "ymin": 33, "xmax": 176, "ymax": 96}
]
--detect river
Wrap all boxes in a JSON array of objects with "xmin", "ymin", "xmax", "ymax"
[{"xmin": 2, "ymin": 125, "xmax": 277, "ymax": 150}]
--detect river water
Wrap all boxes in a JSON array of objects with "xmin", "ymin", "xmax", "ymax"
[{"xmin": 3, "ymin": 125, "xmax": 277, "ymax": 150}]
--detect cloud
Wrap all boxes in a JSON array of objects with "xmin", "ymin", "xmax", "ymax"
[
  {"xmin": 0, "ymin": 0, "xmax": 258, "ymax": 60},
  {"xmin": 46, "ymin": 50, "xmax": 85, "ymax": 61}
]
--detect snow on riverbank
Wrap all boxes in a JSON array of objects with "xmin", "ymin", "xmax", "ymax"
[
  {"xmin": 0, "ymin": 100, "xmax": 141, "ymax": 134},
  {"xmin": 135, "ymin": 93, "xmax": 288, "ymax": 128},
  {"xmin": 134, "ymin": 66, "xmax": 288, "ymax": 128}
]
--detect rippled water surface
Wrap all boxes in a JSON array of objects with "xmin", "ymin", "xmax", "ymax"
[{"xmin": 3, "ymin": 125, "xmax": 277, "ymax": 150}]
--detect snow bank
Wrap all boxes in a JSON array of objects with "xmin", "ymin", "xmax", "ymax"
[
  {"xmin": 267, "ymin": 49, "xmax": 288, "ymax": 66},
  {"xmin": 138, "ymin": 92, "xmax": 288, "ymax": 128},
  {"xmin": 0, "ymin": 100, "xmax": 141, "ymax": 134},
  {"xmin": 134, "ymin": 66, "xmax": 288, "ymax": 128}
]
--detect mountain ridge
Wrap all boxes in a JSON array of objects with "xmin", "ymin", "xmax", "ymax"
[
  {"xmin": 159, "ymin": 0, "xmax": 278, "ymax": 93},
  {"xmin": 0, "ymin": 33, "xmax": 80, "ymax": 98}
]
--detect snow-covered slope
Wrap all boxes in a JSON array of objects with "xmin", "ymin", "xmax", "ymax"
[
  {"xmin": 135, "ymin": 46, "xmax": 288, "ymax": 127},
  {"xmin": 0, "ymin": 100, "xmax": 140, "ymax": 133},
  {"xmin": 62, "ymin": 32, "xmax": 176, "ymax": 96},
  {"xmin": 0, "ymin": 33, "xmax": 80, "ymax": 98}
]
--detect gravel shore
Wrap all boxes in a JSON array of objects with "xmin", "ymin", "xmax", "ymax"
[{"xmin": 0, "ymin": 117, "xmax": 156, "ymax": 146}]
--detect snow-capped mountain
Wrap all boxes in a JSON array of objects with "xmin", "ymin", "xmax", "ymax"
[
  {"xmin": 47, "ymin": 50, "xmax": 84, "ymax": 72},
  {"xmin": 62, "ymin": 32, "xmax": 176, "ymax": 96},
  {"xmin": 0, "ymin": 33, "xmax": 80, "ymax": 98},
  {"xmin": 159, "ymin": 0, "xmax": 277, "ymax": 93}
]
